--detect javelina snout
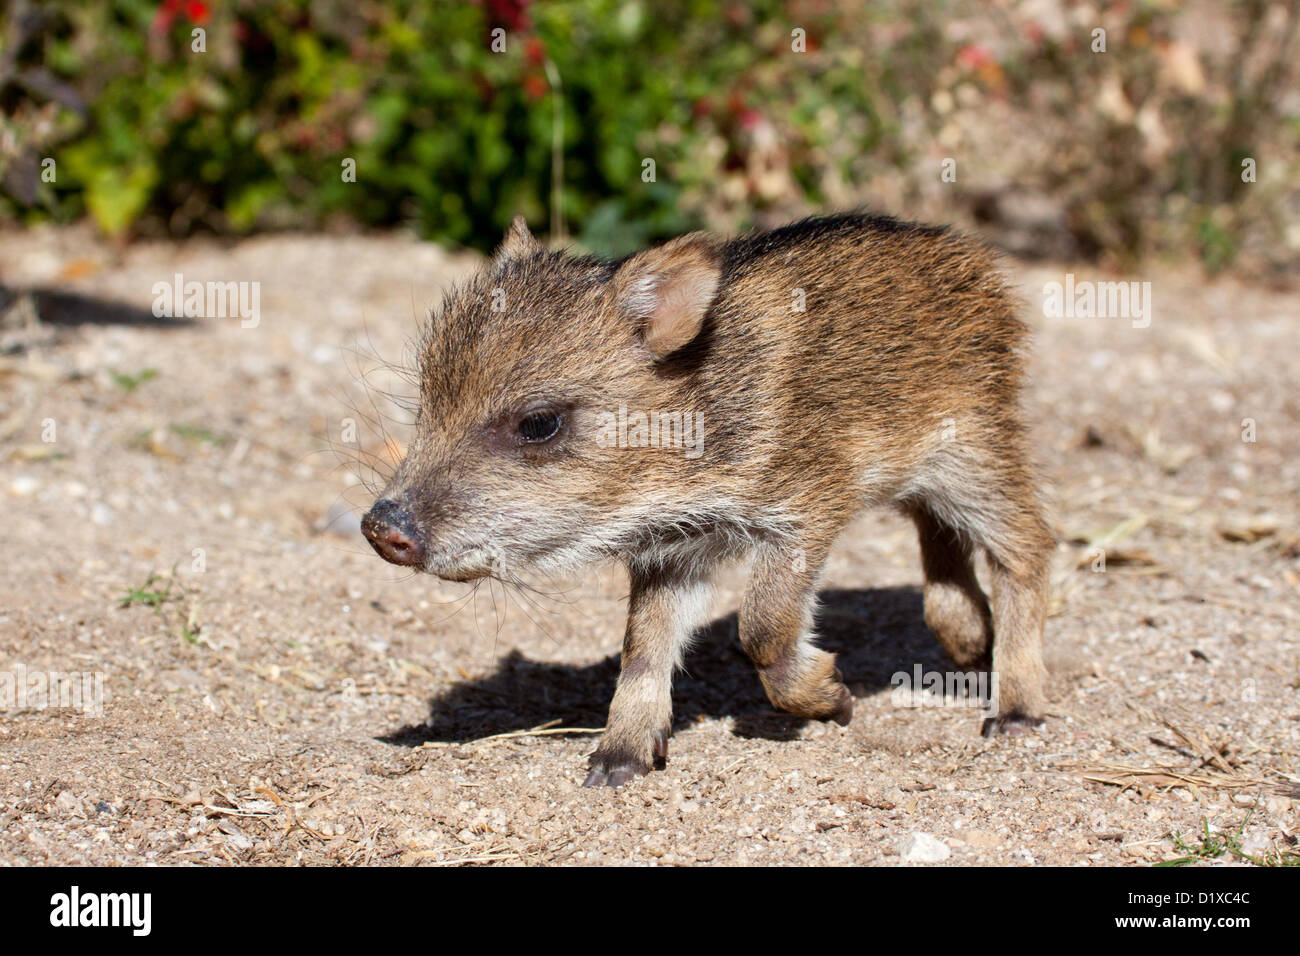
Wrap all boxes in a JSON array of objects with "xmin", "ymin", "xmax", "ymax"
[
  {"xmin": 361, "ymin": 486, "xmax": 515, "ymax": 582},
  {"xmin": 360, "ymin": 498, "xmax": 427, "ymax": 569}
]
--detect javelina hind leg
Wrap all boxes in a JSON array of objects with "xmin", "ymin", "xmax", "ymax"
[
  {"xmin": 739, "ymin": 539, "xmax": 853, "ymax": 726},
  {"xmin": 910, "ymin": 506, "xmax": 994, "ymax": 669},
  {"xmin": 975, "ymin": 490, "xmax": 1052, "ymax": 736}
]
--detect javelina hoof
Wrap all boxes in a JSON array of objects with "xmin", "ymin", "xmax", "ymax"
[
  {"xmin": 582, "ymin": 763, "xmax": 644, "ymax": 788},
  {"xmin": 583, "ymin": 730, "xmax": 668, "ymax": 788},
  {"xmin": 980, "ymin": 711, "xmax": 1045, "ymax": 737},
  {"xmin": 830, "ymin": 690, "xmax": 854, "ymax": 726},
  {"xmin": 829, "ymin": 669, "xmax": 853, "ymax": 726},
  {"xmin": 582, "ymin": 753, "xmax": 650, "ymax": 789}
]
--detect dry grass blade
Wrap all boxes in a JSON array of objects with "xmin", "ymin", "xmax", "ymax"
[
  {"xmin": 404, "ymin": 840, "xmax": 522, "ymax": 865},
  {"xmin": 1061, "ymin": 734, "xmax": 1299, "ymax": 798},
  {"xmin": 1152, "ymin": 714, "xmax": 1236, "ymax": 774},
  {"xmin": 1062, "ymin": 760, "xmax": 1248, "ymax": 794},
  {"xmin": 193, "ymin": 802, "xmax": 277, "ymax": 819},
  {"xmin": 418, "ymin": 719, "xmax": 605, "ymax": 750},
  {"xmin": 415, "ymin": 852, "xmax": 522, "ymax": 866},
  {"xmin": 1059, "ymin": 707, "xmax": 1300, "ymax": 798}
]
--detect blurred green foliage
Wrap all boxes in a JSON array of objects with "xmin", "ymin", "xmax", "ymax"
[
  {"xmin": 1, "ymin": 0, "xmax": 1297, "ymax": 270},
  {"xmin": 6, "ymin": 0, "xmax": 850, "ymax": 254}
]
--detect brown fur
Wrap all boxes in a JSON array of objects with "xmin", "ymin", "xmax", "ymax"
[{"xmin": 362, "ymin": 212, "xmax": 1054, "ymax": 787}]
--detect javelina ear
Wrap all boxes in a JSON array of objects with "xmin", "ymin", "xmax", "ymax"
[
  {"xmin": 495, "ymin": 215, "xmax": 541, "ymax": 262},
  {"xmin": 613, "ymin": 233, "xmax": 722, "ymax": 359}
]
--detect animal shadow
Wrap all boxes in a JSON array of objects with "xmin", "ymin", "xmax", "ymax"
[
  {"xmin": 1, "ymin": 285, "xmax": 195, "ymax": 330},
  {"xmin": 381, "ymin": 585, "xmax": 950, "ymax": 748}
]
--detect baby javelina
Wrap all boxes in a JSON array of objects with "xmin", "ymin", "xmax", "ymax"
[{"xmin": 362, "ymin": 212, "xmax": 1052, "ymax": 788}]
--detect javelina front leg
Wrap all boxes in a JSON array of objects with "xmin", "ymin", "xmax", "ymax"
[
  {"xmin": 584, "ymin": 567, "xmax": 713, "ymax": 788},
  {"xmin": 740, "ymin": 540, "xmax": 853, "ymax": 725}
]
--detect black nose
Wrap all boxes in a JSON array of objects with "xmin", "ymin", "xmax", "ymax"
[{"xmin": 361, "ymin": 499, "xmax": 427, "ymax": 568}]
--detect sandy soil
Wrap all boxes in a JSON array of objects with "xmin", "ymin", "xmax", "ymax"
[{"xmin": 0, "ymin": 225, "xmax": 1296, "ymax": 866}]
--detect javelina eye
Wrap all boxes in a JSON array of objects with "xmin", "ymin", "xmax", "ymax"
[{"xmin": 518, "ymin": 410, "xmax": 563, "ymax": 443}]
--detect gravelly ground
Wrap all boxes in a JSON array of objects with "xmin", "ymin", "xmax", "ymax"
[{"xmin": 0, "ymin": 224, "xmax": 1296, "ymax": 866}]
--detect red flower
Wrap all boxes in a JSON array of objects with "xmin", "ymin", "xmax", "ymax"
[
  {"xmin": 472, "ymin": 0, "xmax": 532, "ymax": 33},
  {"xmin": 956, "ymin": 44, "xmax": 994, "ymax": 70},
  {"xmin": 522, "ymin": 72, "xmax": 549, "ymax": 101},
  {"xmin": 524, "ymin": 35, "xmax": 546, "ymax": 67},
  {"xmin": 152, "ymin": 0, "xmax": 209, "ymax": 32},
  {"xmin": 955, "ymin": 43, "xmax": 1005, "ymax": 93},
  {"xmin": 151, "ymin": 0, "xmax": 180, "ymax": 33}
]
